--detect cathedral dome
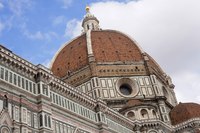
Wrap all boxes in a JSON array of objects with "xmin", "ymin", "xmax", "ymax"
[
  {"xmin": 51, "ymin": 30, "xmax": 145, "ymax": 78},
  {"xmin": 170, "ymin": 102, "xmax": 200, "ymax": 125},
  {"xmin": 50, "ymin": 8, "xmax": 166, "ymax": 87}
]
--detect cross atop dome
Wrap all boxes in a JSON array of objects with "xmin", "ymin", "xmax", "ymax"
[{"xmin": 82, "ymin": 6, "xmax": 100, "ymax": 32}]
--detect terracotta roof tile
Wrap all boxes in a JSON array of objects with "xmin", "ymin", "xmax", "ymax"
[{"xmin": 169, "ymin": 102, "xmax": 200, "ymax": 125}]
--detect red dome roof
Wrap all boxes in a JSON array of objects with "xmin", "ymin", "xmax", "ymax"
[
  {"xmin": 170, "ymin": 102, "xmax": 200, "ymax": 125},
  {"xmin": 51, "ymin": 30, "xmax": 144, "ymax": 78}
]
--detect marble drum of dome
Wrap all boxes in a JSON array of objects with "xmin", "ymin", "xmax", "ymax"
[{"xmin": 116, "ymin": 78, "xmax": 139, "ymax": 98}]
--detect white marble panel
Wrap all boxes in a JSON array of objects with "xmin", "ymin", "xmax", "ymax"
[
  {"xmin": 100, "ymin": 79, "xmax": 107, "ymax": 88},
  {"xmin": 142, "ymin": 87, "xmax": 147, "ymax": 95},
  {"xmin": 87, "ymin": 82, "xmax": 91, "ymax": 91},
  {"xmin": 107, "ymin": 79, "xmax": 113, "ymax": 88},
  {"xmin": 81, "ymin": 85, "xmax": 86, "ymax": 93},
  {"xmin": 110, "ymin": 89, "xmax": 115, "ymax": 97},
  {"xmin": 145, "ymin": 77, "xmax": 150, "ymax": 85},
  {"xmin": 147, "ymin": 87, "xmax": 153, "ymax": 95},
  {"xmin": 139, "ymin": 78, "xmax": 144, "ymax": 86},
  {"xmin": 103, "ymin": 89, "xmax": 108, "ymax": 98}
]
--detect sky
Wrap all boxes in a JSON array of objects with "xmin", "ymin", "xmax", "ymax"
[{"xmin": 0, "ymin": 0, "xmax": 200, "ymax": 103}]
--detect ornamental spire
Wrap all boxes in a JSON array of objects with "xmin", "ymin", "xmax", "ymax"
[{"xmin": 82, "ymin": 6, "xmax": 100, "ymax": 32}]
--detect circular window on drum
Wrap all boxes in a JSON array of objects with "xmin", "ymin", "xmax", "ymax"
[
  {"xmin": 116, "ymin": 78, "xmax": 139, "ymax": 97},
  {"xmin": 120, "ymin": 84, "xmax": 132, "ymax": 95}
]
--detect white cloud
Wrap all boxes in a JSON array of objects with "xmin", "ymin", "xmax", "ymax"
[
  {"xmin": 53, "ymin": 16, "xmax": 66, "ymax": 26},
  {"xmin": 21, "ymin": 23, "xmax": 58, "ymax": 41},
  {"xmin": 61, "ymin": 0, "xmax": 73, "ymax": 9},
  {"xmin": 69, "ymin": 0, "xmax": 200, "ymax": 103},
  {"xmin": 173, "ymin": 72, "xmax": 200, "ymax": 103},
  {"xmin": 8, "ymin": 0, "xmax": 33, "ymax": 16},
  {"xmin": 64, "ymin": 19, "xmax": 82, "ymax": 38},
  {"xmin": 25, "ymin": 31, "xmax": 58, "ymax": 41},
  {"xmin": 42, "ymin": 58, "xmax": 51, "ymax": 68}
]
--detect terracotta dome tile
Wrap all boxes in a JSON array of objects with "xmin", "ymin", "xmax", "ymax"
[{"xmin": 51, "ymin": 30, "xmax": 144, "ymax": 78}]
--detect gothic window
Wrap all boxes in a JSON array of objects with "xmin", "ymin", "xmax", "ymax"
[
  {"xmin": 62, "ymin": 98, "xmax": 64, "ymax": 107},
  {"xmin": 48, "ymin": 116, "xmax": 51, "ymax": 127},
  {"xmin": 26, "ymin": 80, "xmax": 28, "ymax": 90},
  {"xmin": 33, "ymin": 84, "xmax": 36, "ymax": 94},
  {"xmin": 140, "ymin": 109, "xmax": 149, "ymax": 119},
  {"xmin": 9, "ymin": 72, "xmax": 12, "ymax": 83},
  {"xmin": 0, "ymin": 67, "xmax": 4, "ymax": 79},
  {"xmin": 44, "ymin": 114, "xmax": 47, "ymax": 127},
  {"xmin": 39, "ymin": 114, "xmax": 43, "ymax": 127},
  {"xmin": 22, "ymin": 78, "xmax": 25, "ymax": 89},
  {"xmin": 18, "ymin": 76, "xmax": 21, "ymax": 87},
  {"xmin": 53, "ymin": 93, "xmax": 55, "ymax": 103},
  {"xmin": 67, "ymin": 100, "xmax": 70, "ymax": 110},
  {"xmin": 59, "ymin": 96, "xmax": 61, "ymax": 106},
  {"xmin": 5, "ymin": 70, "xmax": 8, "ymax": 81},
  {"xmin": 29, "ymin": 82, "xmax": 32, "ymax": 92},
  {"xmin": 37, "ymin": 84, "xmax": 40, "ymax": 94},
  {"xmin": 65, "ymin": 99, "xmax": 67, "ymax": 108},
  {"xmin": 56, "ymin": 95, "xmax": 58, "ymax": 104},
  {"xmin": 3, "ymin": 95, "xmax": 8, "ymax": 109},
  {"xmin": 14, "ymin": 74, "xmax": 17, "ymax": 85}
]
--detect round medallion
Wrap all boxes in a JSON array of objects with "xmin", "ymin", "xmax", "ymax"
[{"xmin": 116, "ymin": 78, "xmax": 139, "ymax": 97}]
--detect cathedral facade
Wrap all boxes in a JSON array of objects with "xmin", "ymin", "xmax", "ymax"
[{"xmin": 0, "ymin": 7, "xmax": 200, "ymax": 133}]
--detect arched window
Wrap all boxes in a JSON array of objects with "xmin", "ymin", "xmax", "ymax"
[
  {"xmin": 92, "ymin": 23, "xmax": 95, "ymax": 30},
  {"xmin": 3, "ymin": 95, "xmax": 8, "ymax": 109},
  {"xmin": 127, "ymin": 111, "xmax": 135, "ymax": 120},
  {"xmin": 140, "ymin": 109, "xmax": 149, "ymax": 119},
  {"xmin": 87, "ymin": 24, "xmax": 90, "ymax": 30}
]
